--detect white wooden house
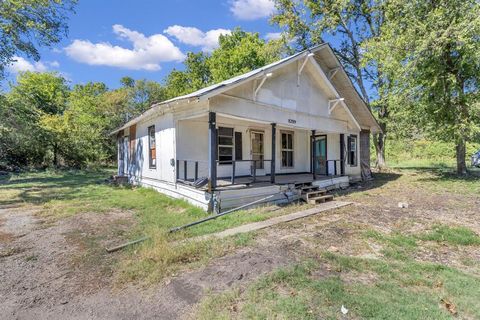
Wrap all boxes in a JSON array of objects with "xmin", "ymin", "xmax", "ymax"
[{"xmin": 112, "ymin": 44, "xmax": 381, "ymax": 212}]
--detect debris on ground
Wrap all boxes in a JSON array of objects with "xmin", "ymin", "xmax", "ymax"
[
  {"xmin": 441, "ymin": 298, "xmax": 457, "ymax": 315},
  {"xmin": 398, "ymin": 202, "xmax": 409, "ymax": 208}
]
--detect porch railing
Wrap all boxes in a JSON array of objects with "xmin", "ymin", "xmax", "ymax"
[
  {"xmin": 176, "ymin": 159, "xmax": 207, "ymax": 182},
  {"xmin": 217, "ymin": 159, "xmax": 273, "ymax": 185},
  {"xmin": 175, "ymin": 159, "xmax": 273, "ymax": 187}
]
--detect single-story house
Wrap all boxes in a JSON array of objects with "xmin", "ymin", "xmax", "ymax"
[{"xmin": 111, "ymin": 43, "xmax": 381, "ymax": 212}]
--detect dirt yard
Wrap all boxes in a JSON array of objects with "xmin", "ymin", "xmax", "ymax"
[{"xmin": 1, "ymin": 168, "xmax": 479, "ymax": 319}]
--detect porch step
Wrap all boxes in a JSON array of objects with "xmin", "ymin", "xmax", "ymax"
[
  {"xmin": 296, "ymin": 182, "xmax": 334, "ymax": 204},
  {"xmin": 306, "ymin": 194, "xmax": 334, "ymax": 205},
  {"xmin": 301, "ymin": 189, "xmax": 327, "ymax": 202}
]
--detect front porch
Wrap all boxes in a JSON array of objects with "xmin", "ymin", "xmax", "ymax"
[
  {"xmin": 172, "ymin": 110, "xmax": 358, "ymax": 211},
  {"xmin": 175, "ymin": 111, "xmax": 356, "ymax": 188}
]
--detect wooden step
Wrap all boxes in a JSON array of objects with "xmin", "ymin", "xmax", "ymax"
[
  {"xmin": 307, "ymin": 194, "xmax": 334, "ymax": 204},
  {"xmin": 301, "ymin": 189, "xmax": 327, "ymax": 201}
]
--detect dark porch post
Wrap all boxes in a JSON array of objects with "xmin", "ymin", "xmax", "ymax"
[
  {"xmin": 208, "ymin": 112, "xmax": 217, "ymax": 192},
  {"xmin": 271, "ymin": 123, "xmax": 276, "ymax": 184},
  {"xmin": 340, "ymin": 133, "xmax": 345, "ymax": 175},
  {"xmin": 311, "ymin": 130, "xmax": 316, "ymax": 180}
]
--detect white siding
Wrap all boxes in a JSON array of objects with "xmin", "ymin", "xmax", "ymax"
[{"xmin": 131, "ymin": 113, "xmax": 176, "ymax": 184}]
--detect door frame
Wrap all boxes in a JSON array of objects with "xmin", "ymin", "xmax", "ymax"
[
  {"xmin": 311, "ymin": 134, "xmax": 328, "ymax": 177},
  {"xmin": 250, "ymin": 129, "xmax": 265, "ymax": 171}
]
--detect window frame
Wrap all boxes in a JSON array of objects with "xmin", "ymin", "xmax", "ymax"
[
  {"xmin": 348, "ymin": 134, "xmax": 358, "ymax": 167},
  {"xmin": 217, "ymin": 126, "xmax": 234, "ymax": 165},
  {"xmin": 148, "ymin": 125, "xmax": 156, "ymax": 169},
  {"xmin": 280, "ymin": 130, "xmax": 294, "ymax": 168}
]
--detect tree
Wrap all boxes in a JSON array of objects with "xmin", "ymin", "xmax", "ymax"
[
  {"xmin": 4, "ymin": 72, "xmax": 69, "ymax": 166},
  {"xmin": 53, "ymin": 82, "xmax": 110, "ymax": 166},
  {"xmin": 119, "ymin": 78, "xmax": 167, "ymax": 121},
  {"xmin": 208, "ymin": 28, "xmax": 284, "ymax": 83},
  {"xmin": 165, "ymin": 52, "xmax": 211, "ymax": 98},
  {"xmin": 369, "ymin": 0, "xmax": 480, "ymax": 175},
  {"xmin": 164, "ymin": 28, "xmax": 285, "ymax": 98},
  {"xmin": 272, "ymin": 0, "xmax": 389, "ymax": 168},
  {"xmin": 0, "ymin": 0, "xmax": 76, "ymax": 78}
]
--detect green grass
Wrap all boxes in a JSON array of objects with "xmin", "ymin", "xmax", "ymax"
[
  {"xmin": 0, "ymin": 169, "xmax": 309, "ymax": 283},
  {"xmin": 196, "ymin": 255, "xmax": 480, "ymax": 319},
  {"xmin": 364, "ymin": 230, "xmax": 418, "ymax": 260},
  {"xmin": 364, "ymin": 225, "xmax": 480, "ymax": 261},
  {"xmin": 420, "ymin": 225, "xmax": 480, "ymax": 246}
]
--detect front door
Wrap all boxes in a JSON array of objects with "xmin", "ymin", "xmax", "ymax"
[
  {"xmin": 313, "ymin": 135, "xmax": 327, "ymax": 175},
  {"xmin": 250, "ymin": 131, "xmax": 264, "ymax": 171}
]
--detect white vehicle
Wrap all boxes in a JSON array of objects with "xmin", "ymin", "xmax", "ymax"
[{"xmin": 472, "ymin": 150, "xmax": 480, "ymax": 167}]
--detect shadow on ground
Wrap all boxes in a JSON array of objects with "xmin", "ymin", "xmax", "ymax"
[
  {"xmin": 0, "ymin": 170, "xmax": 117, "ymax": 207},
  {"xmin": 393, "ymin": 165, "xmax": 480, "ymax": 183}
]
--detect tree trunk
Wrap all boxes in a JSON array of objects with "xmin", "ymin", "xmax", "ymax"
[
  {"xmin": 456, "ymin": 138, "xmax": 467, "ymax": 175},
  {"xmin": 53, "ymin": 142, "xmax": 59, "ymax": 167},
  {"xmin": 373, "ymin": 132, "xmax": 386, "ymax": 169},
  {"xmin": 373, "ymin": 107, "xmax": 388, "ymax": 170}
]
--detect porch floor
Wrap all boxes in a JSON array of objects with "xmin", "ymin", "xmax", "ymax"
[{"xmin": 214, "ymin": 173, "xmax": 343, "ymax": 190}]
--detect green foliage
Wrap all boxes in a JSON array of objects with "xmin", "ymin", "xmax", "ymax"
[
  {"xmin": 0, "ymin": 72, "xmax": 168, "ymax": 168},
  {"xmin": 0, "ymin": 0, "xmax": 76, "ymax": 78},
  {"xmin": 164, "ymin": 28, "xmax": 285, "ymax": 98},
  {"xmin": 122, "ymin": 78, "xmax": 167, "ymax": 120},
  {"xmin": 1, "ymin": 72, "xmax": 69, "ymax": 167},
  {"xmin": 372, "ymin": 138, "xmax": 480, "ymax": 167},
  {"xmin": 208, "ymin": 28, "xmax": 283, "ymax": 83},
  {"xmin": 165, "ymin": 52, "xmax": 210, "ymax": 98},
  {"xmin": 367, "ymin": 0, "xmax": 480, "ymax": 174}
]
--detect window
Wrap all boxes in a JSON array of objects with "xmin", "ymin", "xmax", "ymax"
[
  {"xmin": 281, "ymin": 131, "xmax": 294, "ymax": 168},
  {"xmin": 347, "ymin": 135, "xmax": 357, "ymax": 166},
  {"xmin": 148, "ymin": 125, "xmax": 156, "ymax": 168},
  {"xmin": 218, "ymin": 127, "xmax": 234, "ymax": 164}
]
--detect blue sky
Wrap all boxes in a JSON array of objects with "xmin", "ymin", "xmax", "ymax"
[{"xmin": 5, "ymin": 0, "xmax": 283, "ymax": 89}]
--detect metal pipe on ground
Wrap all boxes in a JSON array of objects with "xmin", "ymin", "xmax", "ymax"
[
  {"xmin": 169, "ymin": 194, "xmax": 276, "ymax": 233},
  {"xmin": 107, "ymin": 193, "xmax": 282, "ymax": 252},
  {"xmin": 105, "ymin": 236, "xmax": 150, "ymax": 253}
]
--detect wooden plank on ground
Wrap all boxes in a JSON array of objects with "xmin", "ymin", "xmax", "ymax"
[{"xmin": 193, "ymin": 201, "xmax": 353, "ymax": 241}]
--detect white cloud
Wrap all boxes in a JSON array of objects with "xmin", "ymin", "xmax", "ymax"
[
  {"xmin": 8, "ymin": 56, "xmax": 48, "ymax": 73},
  {"xmin": 265, "ymin": 32, "xmax": 282, "ymax": 41},
  {"xmin": 230, "ymin": 0, "xmax": 275, "ymax": 20},
  {"xmin": 65, "ymin": 24, "xmax": 185, "ymax": 71},
  {"xmin": 48, "ymin": 61, "xmax": 60, "ymax": 68},
  {"xmin": 164, "ymin": 25, "xmax": 231, "ymax": 51}
]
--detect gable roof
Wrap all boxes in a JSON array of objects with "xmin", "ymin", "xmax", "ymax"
[{"xmin": 112, "ymin": 43, "xmax": 381, "ymax": 134}]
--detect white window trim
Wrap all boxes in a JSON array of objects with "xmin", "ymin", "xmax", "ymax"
[{"xmin": 218, "ymin": 126, "xmax": 234, "ymax": 166}]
